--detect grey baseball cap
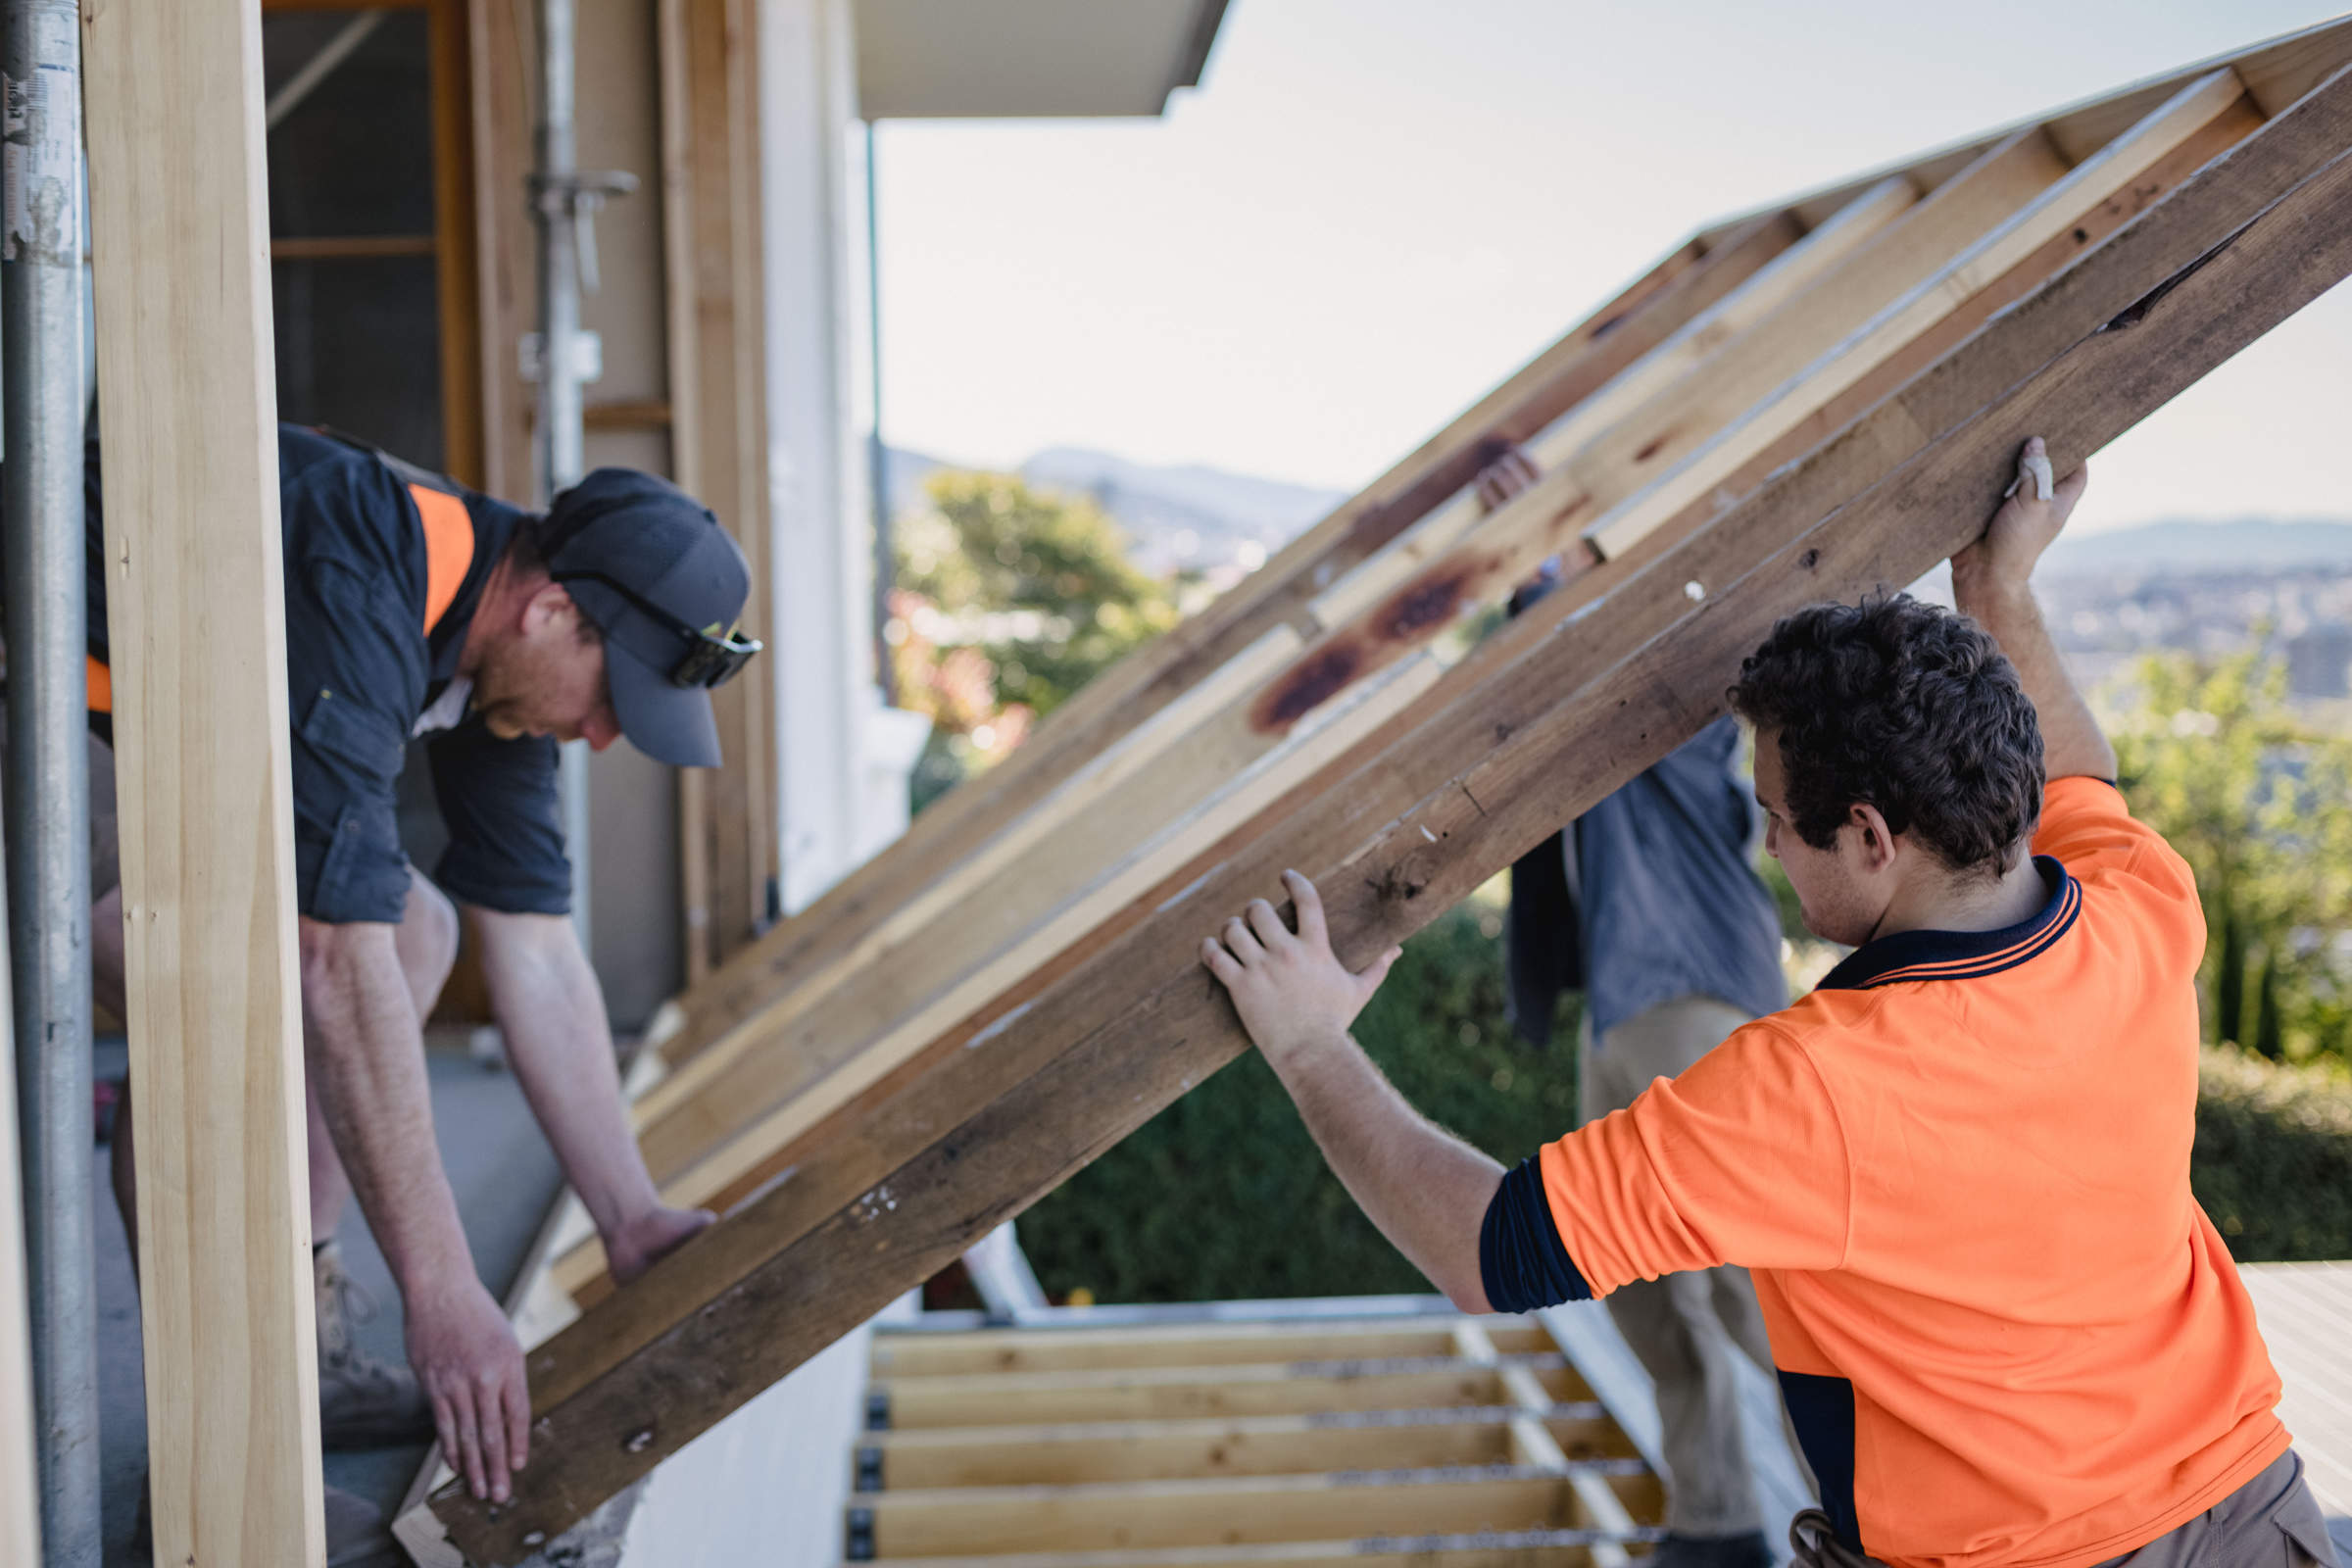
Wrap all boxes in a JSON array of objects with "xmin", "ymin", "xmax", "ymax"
[{"xmin": 541, "ymin": 468, "xmax": 760, "ymax": 768}]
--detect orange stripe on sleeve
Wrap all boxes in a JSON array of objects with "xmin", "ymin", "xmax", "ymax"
[{"xmin": 86, "ymin": 654, "xmax": 112, "ymax": 714}]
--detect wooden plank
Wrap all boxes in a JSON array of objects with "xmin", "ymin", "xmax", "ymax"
[
  {"xmin": 612, "ymin": 106, "xmax": 2140, "ymax": 1198},
  {"xmin": 661, "ymin": 0, "xmax": 776, "ymax": 972},
  {"xmin": 419, "ymin": 63, "xmax": 2352, "ymax": 1555},
  {"xmin": 865, "ymin": 1405, "xmax": 1633, "ymax": 1490},
  {"xmin": 861, "ymin": 1463, "xmax": 1649, "ymax": 1557},
  {"xmin": 630, "ymin": 623, "xmax": 1307, "ymax": 1128},
  {"xmin": 872, "ymin": 1353, "xmax": 1575, "ymax": 1429},
  {"xmin": 651, "ymin": 216, "xmax": 1801, "ymax": 1072},
  {"xmin": 552, "ymin": 652, "xmax": 1446, "ymax": 1281},
  {"xmin": 1693, "ymin": 15, "xmax": 2352, "ymax": 243},
  {"xmin": 468, "ymin": 0, "xmax": 536, "ymax": 504},
  {"xmin": 872, "ymin": 1533, "xmax": 1635, "ymax": 1568},
  {"xmin": 83, "ymin": 3, "xmax": 325, "ymax": 1564},
  {"xmin": 430, "ymin": 0, "xmax": 484, "ymax": 488},
  {"xmin": 869, "ymin": 1316, "xmax": 1548, "ymax": 1378},
  {"xmin": 1307, "ymin": 180, "xmax": 1915, "ymax": 635},
  {"xmin": 1589, "ymin": 68, "xmax": 2248, "ymax": 560}
]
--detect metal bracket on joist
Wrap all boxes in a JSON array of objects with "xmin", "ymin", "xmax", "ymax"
[
  {"xmin": 864, "ymin": 1389, "xmax": 891, "ymax": 1431},
  {"xmin": 855, "ymin": 1446, "xmax": 884, "ymax": 1493},
  {"xmin": 845, "ymin": 1506, "xmax": 876, "ymax": 1561}
]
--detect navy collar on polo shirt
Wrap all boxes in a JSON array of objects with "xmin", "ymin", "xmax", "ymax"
[{"xmin": 1814, "ymin": 856, "xmax": 2082, "ymax": 991}]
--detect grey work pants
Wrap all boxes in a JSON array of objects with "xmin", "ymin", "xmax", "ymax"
[
  {"xmin": 1582, "ymin": 995, "xmax": 1811, "ymax": 1538},
  {"xmin": 1788, "ymin": 1448, "xmax": 2340, "ymax": 1568}
]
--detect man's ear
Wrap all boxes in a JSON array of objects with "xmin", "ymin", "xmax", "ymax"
[
  {"xmin": 519, "ymin": 579, "xmax": 577, "ymax": 637},
  {"xmin": 1846, "ymin": 802, "xmax": 1899, "ymax": 875}
]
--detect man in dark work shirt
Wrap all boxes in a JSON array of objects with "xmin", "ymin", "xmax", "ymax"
[{"xmin": 8, "ymin": 424, "xmax": 760, "ymax": 1544}]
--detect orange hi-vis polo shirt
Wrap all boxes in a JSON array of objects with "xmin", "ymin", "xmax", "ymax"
[{"xmin": 1479, "ymin": 777, "xmax": 2286, "ymax": 1568}]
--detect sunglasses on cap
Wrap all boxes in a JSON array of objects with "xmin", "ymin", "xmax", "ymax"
[{"xmin": 552, "ymin": 569, "xmax": 763, "ymax": 689}]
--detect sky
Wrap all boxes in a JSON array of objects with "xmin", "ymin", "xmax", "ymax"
[{"xmin": 872, "ymin": 0, "xmax": 2352, "ymax": 534}]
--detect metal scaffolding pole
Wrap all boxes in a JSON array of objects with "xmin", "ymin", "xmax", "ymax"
[{"xmin": 0, "ymin": 2, "xmax": 96, "ymax": 1564}]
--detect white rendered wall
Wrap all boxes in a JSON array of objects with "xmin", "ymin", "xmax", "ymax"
[{"xmin": 760, "ymin": 0, "xmax": 892, "ymax": 917}]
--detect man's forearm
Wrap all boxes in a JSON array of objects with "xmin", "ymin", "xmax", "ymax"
[
  {"xmin": 302, "ymin": 923, "xmax": 475, "ymax": 1296},
  {"xmin": 1952, "ymin": 571, "xmax": 2118, "ymax": 782},
  {"xmin": 1263, "ymin": 1031, "xmax": 1502, "ymax": 1311},
  {"xmin": 471, "ymin": 909, "xmax": 659, "ymax": 1243}
]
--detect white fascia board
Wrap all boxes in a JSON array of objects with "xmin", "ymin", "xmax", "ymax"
[{"xmin": 856, "ymin": 0, "xmax": 1227, "ymax": 120}]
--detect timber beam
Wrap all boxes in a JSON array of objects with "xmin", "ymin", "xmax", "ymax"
[{"xmin": 425, "ymin": 55, "xmax": 2352, "ymax": 1560}]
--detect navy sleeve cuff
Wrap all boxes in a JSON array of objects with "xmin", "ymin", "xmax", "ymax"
[{"xmin": 1478, "ymin": 1155, "xmax": 1592, "ymax": 1313}]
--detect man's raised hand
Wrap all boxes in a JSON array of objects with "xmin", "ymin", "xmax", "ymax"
[
  {"xmin": 1952, "ymin": 435, "xmax": 2089, "ymax": 596},
  {"xmin": 1200, "ymin": 869, "xmax": 1400, "ymax": 1068}
]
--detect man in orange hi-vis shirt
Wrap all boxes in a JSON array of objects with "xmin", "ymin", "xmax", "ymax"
[{"xmin": 1200, "ymin": 438, "xmax": 2338, "ymax": 1568}]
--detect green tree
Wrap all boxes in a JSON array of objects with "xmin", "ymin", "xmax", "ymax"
[
  {"xmin": 2109, "ymin": 648, "xmax": 2352, "ymax": 1064},
  {"xmin": 896, "ymin": 471, "xmax": 1180, "ymax": 718},
  {"xmin": 2253, "ymin": 946, "xmax": 2285, "ymax": 1061},
  {"xmin": 2217, "ymin": 907, "xmax": 2247, "ymax": 1048}
]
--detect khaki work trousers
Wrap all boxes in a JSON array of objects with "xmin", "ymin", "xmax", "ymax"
[{"xmin": 1580, "ymin": 994, "xmax": 1811, "ymax": 1539}]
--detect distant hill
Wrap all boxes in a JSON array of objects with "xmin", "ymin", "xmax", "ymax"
[
  {"xmin": 2044, "ymin": 518, "xmax": 2352, "ymax": 574},
  {"xmin": 879, "ymin": 444, "xmax": 1344, "ymax": 576}
]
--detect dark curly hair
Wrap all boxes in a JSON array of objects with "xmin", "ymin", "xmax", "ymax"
[{"xmin": 1727, "ymin": 595, "xmax": 2042, "ymax": 878}]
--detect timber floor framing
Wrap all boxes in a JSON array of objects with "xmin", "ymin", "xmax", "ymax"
[
  {"xmin": 412, "ymin": 18, "xmax": 2352, "ymax": 1560},
  {"xmin": 846, "ymin": 1300, "xmax": 1665, "ymax": 1567}
]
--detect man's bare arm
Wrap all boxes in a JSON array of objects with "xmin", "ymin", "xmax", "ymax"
[
  {"xmin": 1201, "ymin": 871, "xmax": 1499, "ymax": 1311},
  {"xmin": 1950, "ymin": 436, "xmax": 2119, "ymax": 783},
  {"xmin": 299, "ymin": 917, "xmax": 527, "ymax": 1503},
  {"xmin": 469, "ymin": 907, "xmax": 710, "ymax": 1283}
]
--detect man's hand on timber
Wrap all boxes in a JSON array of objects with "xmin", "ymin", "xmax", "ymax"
[
  {"xmin": 606, "ymin": 1201, "xmax": 716, "ymax": 1287},
  {"xmin": 1201, "ymin": 870, "xmax": 1400, "ymax": 1068},
  {"xmin": 1951, "ymin": 435, "xmax": 2089, "ymax": 600},
  {"xmin": 408, "ymin": 1276, "xmax": 530, "ymax": 1504}
]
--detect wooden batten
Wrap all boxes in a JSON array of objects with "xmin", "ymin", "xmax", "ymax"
[
  {"xmin": 84, "ymin": 3, "xmax": 325, "ymax": 1563},
  {"xmin": 661, "ymin": 0, "xmax": 779, "ymax": 973},
  {"xmin": 1692, "ymin": 13, "xmax": 2352, "ymax": 244}
]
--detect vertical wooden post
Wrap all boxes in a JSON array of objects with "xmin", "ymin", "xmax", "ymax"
[
  {"xmin": 661, "ymin": 0, "xmax": 777, "ymax": 972},
  {"xmin": 82, "ymin": 2, "xmax": 325, "ymax": 1563}
]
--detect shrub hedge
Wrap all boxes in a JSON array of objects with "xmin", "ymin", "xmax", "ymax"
[{"xmin": 1019, "ymin": 904, "xmax": 2352, "ymax": 1303}]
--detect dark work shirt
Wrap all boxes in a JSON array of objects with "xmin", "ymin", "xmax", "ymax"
[
  {"xmin": 1569, "ymin": 717, "xmax": 1788, "ymax": 1039},
  {"xmin": 74, "ymin": 424, "xmax": 571, "ymax": 924},
  {"xmin": 1505, "ymin": 716, "xmax": 1788, "ymax": 1043}
]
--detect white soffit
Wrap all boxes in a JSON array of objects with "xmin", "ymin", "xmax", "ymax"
[{"xmin": 855, "ymin": 0, "xmax": 1228, "ymax": 119}]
